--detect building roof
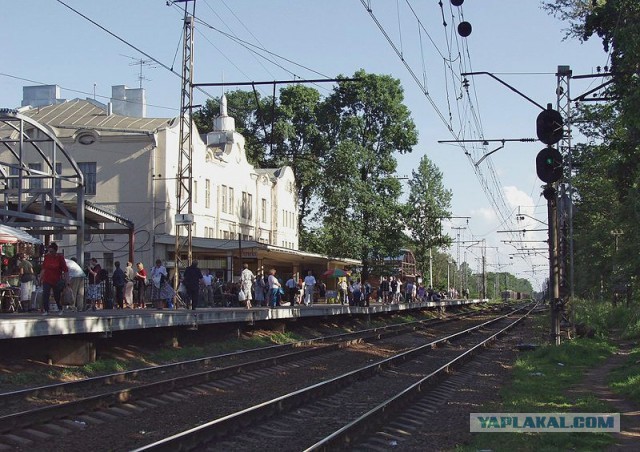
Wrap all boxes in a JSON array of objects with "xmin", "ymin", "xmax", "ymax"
[{"xmin": 19, "ymin": 99, "xmax": 172, "ymax": 138}]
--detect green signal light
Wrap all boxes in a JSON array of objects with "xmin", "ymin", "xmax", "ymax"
[{"xmin": 536, "ymin": 147, "xmax": 563, "ymax": 183}]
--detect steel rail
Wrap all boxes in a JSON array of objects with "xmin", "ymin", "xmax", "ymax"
[
  {"xmin": 0, "ymin": 306, "xmax": 493, "ymax": 433},
  {"xmin": 307, "ymin": 302, "xmax": 537, "ymax": 450},
  {"xmin": 131, "ymin": 303, "xmax": 530, "ymax": 451},
  {"xmin": 0, "ymin": 305, "xmax": 486, "ymax": 405}
]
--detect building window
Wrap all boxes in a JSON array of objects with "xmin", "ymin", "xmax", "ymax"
[
  {"xmin": 78, "ymin": 162, "xmax": 97, "ymax": 195},
  {"xmin": 221, "ymin": 185, "xmax": 228, "ymax": 213},
  {"xmin": 193, "ymin": 180, "xmax": 198, "ymax": 204},
  {"xmin": 241, "ymin": 191, "xmax": 252, "ymax": 219},
  {"xmin": 28, "ymin": 163, "xmax": 42, "ymax": 190},
  {"xmin": 9, "ymin": 166, "xmax": 19, "ymax": 190},
  {"xmin": 261, "ymin": 198, "xmax": 267, "ymax": 223},
  {"xmin": 205, "ymin": 179, "xmax": 210, "ymax": 209},
  {"xmin": 241, "ymin": 192, "xmax": 247, "ymax": 218},
  {"xmin": 228, "ymin": 187, "xmax": 234, "ymax": 215},
  {"xmin": 104, "ymin": 253, "xmax": 113, "ymax": 272},
  {"xmin": 55, "ymin": 162, "xmax": 62, "ymax": 196}
]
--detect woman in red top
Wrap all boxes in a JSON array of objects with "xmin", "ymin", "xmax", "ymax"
[
  {"xmin": 39, "ymin": 242, "xmax": 68, "ymax": 315},
  {"xmin": 134, "ymin": 262, "xmax": 148, "ymax": 309}
]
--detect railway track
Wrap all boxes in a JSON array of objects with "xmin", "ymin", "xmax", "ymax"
[
  {"xmin": 132, "ymin": 303, "xmax": 536, "ymax": 451},
  {"xmin": 0, "ymin": 303, "xmax": 521, "ymax": 450}
]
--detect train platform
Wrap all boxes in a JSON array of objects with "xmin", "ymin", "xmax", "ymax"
[{"xmin": 0, "ymin": 299, "xmax": 481, "ymax": 341}]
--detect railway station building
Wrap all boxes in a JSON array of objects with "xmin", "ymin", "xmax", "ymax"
[{"xmin": 0, "ymin": 85, "xmax": 358, "ymax": 281}]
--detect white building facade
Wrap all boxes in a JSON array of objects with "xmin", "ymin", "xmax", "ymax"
[{"xmin": 1, "ymin": 87, "xmax": 300, "ymax": 277}]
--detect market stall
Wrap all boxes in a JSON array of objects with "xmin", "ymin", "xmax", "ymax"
[{"xmin": 0, "ymin": 224, "xmax": 42, "ymax": 290}]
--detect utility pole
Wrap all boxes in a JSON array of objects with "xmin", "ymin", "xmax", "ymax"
[
  {"xmin": 546, "ymin": 185, "xmax": 562, "ymax": 345},
  {"xmin": 173, "ymin": 0, "xmax": 196, "ymax": 302},
  {"xmin": 452, "ymin": 226, "xmax": 466, "ymax": 296}
]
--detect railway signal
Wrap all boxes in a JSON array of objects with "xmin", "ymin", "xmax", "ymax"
[
  {"xmin": 536, "ymin": 105, "xmax": 564, "ymax": 145},
  {"xmin": 536, "ymin": 147, "xmax": 563, "ymax": 183}
]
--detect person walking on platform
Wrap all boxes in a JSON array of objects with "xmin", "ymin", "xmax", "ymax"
[
  {"xmin": 303, "ymin": 270, "xmax": 316, "ymax": 307},
  {"xmin": 317, "ymin": 280, "xmax": 327, "ymax": 302},
  {"xmin": 268, "ymin": 268, "xmax": 281, "ymax": 307},
  {"xmin": 363, "ymin": 281, "xmax": 372, "ymax": 307},
  {"xmin": 240, "ymin": 263, "xmax": 255, "ymax": 309},
  {"xmin": 150, "ymin": 259, "xmax": 168, "ymax": 309},
  {"xmin": 18, "ymin": 254, "xmax": 35, "ymax": 311},
  {"xmin": 202, "ymin": 269, "xmax": 213, "ymax": 306},
  {"xmin": 86, "ymin": 258, "xmax": 102, "ymax": 311},
  {"xmin": 66, "ymin": 257, "xmax": 86, "ymax": 311},
  {"xmin": 124, "ymin": 262, "xmax": 135, "ymax": 308},
  {"xmin": 112, "ymin": 261, "xmax": 126, "ymax": 309},
  {"xmin": 254, "ymin": 270, "xmax": 266, "ymax": 307},
  {"xmin": 380, "ymin": 277, "xmax": 390, "ymax": 304},
  {"xmin": 285, "ymin": 275, "xmax": 297, "ymax": 306},
  {"xmin": 349, "ymin": 280, "xmax": 362, "ymax": 306},
  {"xmin": 338, "ymin": 278, "xmax": 349, "ymax": 305},
  {"xmin": 40, "ymin": 242, "xmax": 68, "ymax": 315},
  {"xmin": 134, "ymin": 262, "xmax": 147, "ymax": 309},
  {"xmin": 183, "ymin": 260, "xmax": 203, "ymax": 310}
]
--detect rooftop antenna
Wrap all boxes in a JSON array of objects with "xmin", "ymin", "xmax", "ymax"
[{"xmin": 120, "ymin": 54, "xmax": 157, "ymax": 88}]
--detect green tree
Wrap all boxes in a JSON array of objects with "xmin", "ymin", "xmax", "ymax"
[
  {"xmin": 317, "ymin": 70, "xmax": 418, "ymax": 279},
  {"xmin": 543, "ymin": 0, "xmax": 640, "ymax": 299},
  {"xmin": 268, "ymin": 85, "xmax": 327, "ymax": 236},
  {"xmin": 404, "ymin": 155, "xmax": 452, "ymax": 280}
]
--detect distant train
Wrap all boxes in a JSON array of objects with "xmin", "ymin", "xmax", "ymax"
[{"xmin": 501, "ymin": 290, "xmax": 530, "ymax": 301}]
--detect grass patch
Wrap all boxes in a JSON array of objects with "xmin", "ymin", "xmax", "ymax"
[
  {"xmin": 608, "ymin": 347, "xmax": 640, "ymax": 405},
  {"xmin": 464, "ymin": 337, "xmax": 616, "ymax": 451},
  {"xmin": 0, "ymin": 372, "xmax": 38, "ymax": 387}
]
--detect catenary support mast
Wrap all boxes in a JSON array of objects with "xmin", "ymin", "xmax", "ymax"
[{"xmin": 174, "ymin": 0, "xmax": 196, "ymax": 300}]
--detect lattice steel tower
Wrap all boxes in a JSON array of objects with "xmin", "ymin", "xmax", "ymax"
[
  {"xmin": 556, "ymin": 65, "xmax": 572, "ymax": 299},
  {"xmin": 174, "ymin": 0, "xmax": 196, "ymax": 294}
]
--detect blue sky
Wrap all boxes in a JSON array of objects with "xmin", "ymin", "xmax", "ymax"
[{"xmin": 0, "ymin": 1, "xmax": 608, "ymax": 289}]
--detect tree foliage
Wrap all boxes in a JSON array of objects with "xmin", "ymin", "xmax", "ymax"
[
  {"xmin": 316, "ymin": 70, "xmax": 418, "ymax": 279},
  {"xmin": 404, "ymin": 155, "xmax": 453, "ymax": 279},
  {"xmin": 543, "ymin": 0, "xmax": 640, "ymax": 299}
]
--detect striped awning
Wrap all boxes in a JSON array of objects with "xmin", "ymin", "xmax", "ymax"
[{"xmin": 0, "ymin": 224, "xmax": 42, "ymax": 244}]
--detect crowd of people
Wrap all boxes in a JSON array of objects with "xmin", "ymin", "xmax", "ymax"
[{"xmin": 4, "ymin": 246, "xmax": 469, "ymax": 314}]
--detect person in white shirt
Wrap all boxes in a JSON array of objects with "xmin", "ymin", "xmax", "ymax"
[
  {"xmin": 240, "ymin": 263, "xmax": 256, "ymax": 309},
  {"xmin": 124, "ymin": 261, "xmax": 135, "ymax": 308},
  {"xmin": 66, "ymin": 257, "xmax": 86, "ymax": 311},
  {"xmin": 150, "ymin": 259, "xmax": 169, "ymax": 308},
  {"xmin": 303, "ymin": 270, "xmax": 316, "ymax": 306},
  {"xmin": 202, "ymin": 269, "xmax": 214, "ymax": 306},
  {"xmin": 268, "ymin": 269, "xmax": 281, "ymax": 307}
]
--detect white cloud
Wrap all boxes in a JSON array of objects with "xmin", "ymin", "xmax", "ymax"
[
  {"xmin": 503, "ymin": 186, "xmax": 534, "ymax": 212},
  {"xmin": 471, "ymin": 207, "xmax": 496, "ymax": 222}
]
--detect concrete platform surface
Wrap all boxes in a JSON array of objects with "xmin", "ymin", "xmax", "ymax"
[{"xmin": 0, "ymin": 299, "xmax": 481, "ymax": 340}]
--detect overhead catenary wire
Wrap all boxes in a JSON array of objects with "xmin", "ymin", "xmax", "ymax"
[
  {"xmin": 358, "ymin": 0, "xmax": 542, "ymax": 279},
  {"xmin": 55, "ymin": 0, "xmax": 216, "ymax": 102}
]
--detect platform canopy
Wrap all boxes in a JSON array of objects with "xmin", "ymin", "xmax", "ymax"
[{"xmin": 0, "ymin": 224, "xmax": 42, "ymax": 245}]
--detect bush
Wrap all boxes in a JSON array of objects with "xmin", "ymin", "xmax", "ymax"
[{"xmin": 572, "ymin": 298, "xmax": 640, "ymax": 339}]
